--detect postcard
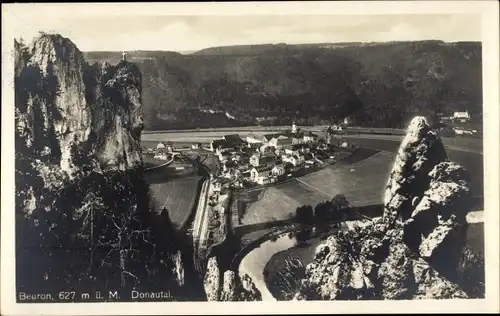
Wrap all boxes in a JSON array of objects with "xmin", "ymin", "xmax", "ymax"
[{"xmin": 1, "ymin": 1, "xmax": 499, "ymax": 315}]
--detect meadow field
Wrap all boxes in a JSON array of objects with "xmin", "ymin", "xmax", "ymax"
[
  {"xmin": 294, "ymin": 151, "xmax": 394, "ymax": 206},
  {"xmin": 342, "ymin": 137, "xmax": 483, "ymax": 195},
  {"xmin": 236, "ymin": 187, "xmax": 302, "ymax": 226},
  {"xmin": 144, "ymin": 159, "xmax": 201, "ymax": 231},
  {"xmin": 148, "ymin": 175, "xmax": 202, "ymax": 231}
]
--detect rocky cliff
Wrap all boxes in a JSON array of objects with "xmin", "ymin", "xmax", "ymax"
[
  {"xmin": 16, "ymin": 34, "xmax": 143, "ymax": 179},
  {"xmin": 15, "ymin": 34, "xmax": 178, "ymax": 296},
  {"xmin": 203, "ymin": 256, "xmax": 262, "ymax": 301},
  {"xmin": 294, "ymin": 116, "xmax": 474, "ymax": 300}
]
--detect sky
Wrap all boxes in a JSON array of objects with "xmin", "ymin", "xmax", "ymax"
[{"xmin": 6, "ymin": 4, "xmax": 481, "ymax": 53}]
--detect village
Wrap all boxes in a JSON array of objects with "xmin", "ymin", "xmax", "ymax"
[
  {"xmin": 145, "ymin": 109, "xmax": 480, "ymax": 193},
  {"xmin": 207, "ymin": 121, "xmax": 352, "ymax": 189},
  {"xmin": 150, "ymin": 121, "xmax": 351, "ymax": 186},
  {"xmin": 142, "ymin": 121, "xmax": 356, "ymax": 256}
]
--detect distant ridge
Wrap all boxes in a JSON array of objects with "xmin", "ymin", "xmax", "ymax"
[
  {"xmin": 82, "ymin": 40, "xmax": 482, "ymax": 60},
  {"xmin": 190, "ymin": 40, "xmax": 481, "ymax": 56},
  {"xmin": 84, "ymin": 40, "xmax": 482, "ymax": 131}
]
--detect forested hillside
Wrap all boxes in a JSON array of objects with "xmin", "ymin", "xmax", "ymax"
[{"xmin": 85, "ymin": 41, "xmax": 482, "ymax": 130}]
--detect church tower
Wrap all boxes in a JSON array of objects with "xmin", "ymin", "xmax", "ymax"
[{"xmin": 292, "ymin": 121, "xmax": 298, "ymax": 133}]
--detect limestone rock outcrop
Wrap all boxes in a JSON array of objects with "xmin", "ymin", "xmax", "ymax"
[
  {"xmin": 172, "ymin": 250, "xmax": 185, "ymax": 287},
  {"xmin": 219, "ymin": 270, "xmax": 261, "ymax": 301},
  {"xmin": 15, "ymin": 33, "xmax": 145, "ymax": 215},
  {"xmin": 89, "ymin": 61, "xmax": 144, "ymax": 171},
  {"xmin": 383, "ymin": 116, "xmax": 449, "ymax": 225},
  {"xmin": 204, "ymin": 257, "xmax": 222, "ymax": 301},
  {"xmin": 237, "ymin": 272, "xmax": 262, "ymax": 301},
  {"xmin": 15, "ymin": 34, "xmax": 175, "ymax": 295},
  {"xmin": 220, "ymin": 270, "xmax": 237, "ymax": 301},
  {"xmin": 295, "ymin": 116, "xmax": 472, "ymax": 300},
  {"xmin": 203, "ymin": 257, "xmax": 261, "ymax": 301},
  {"xmin": 24, "ymin": 34, "xmax": 92, "ymax": 174},
  {"xmin": 15, "ymin": 34, "xmax": 143, "ymax": 180}
]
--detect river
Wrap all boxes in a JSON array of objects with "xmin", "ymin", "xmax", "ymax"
[{"xmin": 238, "ymin": 221, "xmax": 366, "ymax": 301}]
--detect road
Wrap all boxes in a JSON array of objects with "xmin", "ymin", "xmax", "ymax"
[
  {"xmin": 188, "ymin": 150, "xmax": 220, "ymax": 273},
  {"xmin": 192, "ymin": 179, "xmax": 210, "ymax": 272},
  {"xmin": 144, "ymin": 157, "xmax": 173, "ymax": 171},
  {"xmin": 198, "ymin": 183, "xmax": 215, "ymax": 266}
]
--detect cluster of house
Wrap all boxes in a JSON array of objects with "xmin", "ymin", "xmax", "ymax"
[
  {"xmin": 437, "ymin": 111, "xmax": 479, "ymax": 136},
  {"xmin": 452, "ymin": 111, "xmax": 471, "ymax": 122},
  {"xmin": 209, "ymin": 122, "xmax": 345, "ymax": 186},
  {"xmin": 439, "ymin": 111, "xmax": 472, "ymax": 123},
  {"xmin": 437, "ymin": 111, "xmax": 471, "ymax": 123},
  {"xmin": 152, "ymin": 141, "xmax": 203, "ymax": 160},
  {"xmin": 153, "ymin": 142, "xmax": 174, "ymax": 160}
]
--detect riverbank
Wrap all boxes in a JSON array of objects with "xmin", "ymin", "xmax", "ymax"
[
  {"xmin": 263, "ymin": 235, "xmax": 323, "ymax": 300},
  {"xmin": 237, "ymin": 220, "xmax": 363, "ymax": 301}
]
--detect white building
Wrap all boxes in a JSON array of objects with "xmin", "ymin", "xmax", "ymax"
[
  {"xmin": 250, "ymin": 152, "xmax": 275, "ymax": 167},
  {"xmin": 291, "ymin": 135, "xmax": 305, "ymax": 145},
  {"xmin": 213, "ymin": 180, "xmax": 222, "ymax": 193},
  {"xmin": 283, "ymin": 154, "xmax": 304, "ymax": 167},
  {"xmin": 249, "ymin": 153, "xmax": 261, "ymax": 167},
  {"xmin": 272, "ymin": 165, "xmax": 286, "ymax": 177},
  {"xmin": 155, "ymin": 141, "xmax": 173, "ymax": 157},
  {"xmin": 303, "ymin": 132, "xmax": 318, "ymax": 143},
  {"xmin": 250, "ymin": 166, "xmax": 274, "ymax": 184},
  {"xmin": 332, "ymin": 124, "xmax": 343, "ymax": 131},
  {"xmin": 269, "ymin": 136, "xmax": 293, "ymax": 153},
  {"xmin": 453, "ymin": 111, "xmax": 471, "ymax": 121}
]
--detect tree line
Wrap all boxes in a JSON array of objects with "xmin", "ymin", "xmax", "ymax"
[{"xmin": 294, "ymin": 194, "xmax": 351, "ymax": 242}]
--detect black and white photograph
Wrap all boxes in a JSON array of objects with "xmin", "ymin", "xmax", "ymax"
[{"xmin": 1, "ymin": 2, "xmax": 499, "ymax": 315}]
